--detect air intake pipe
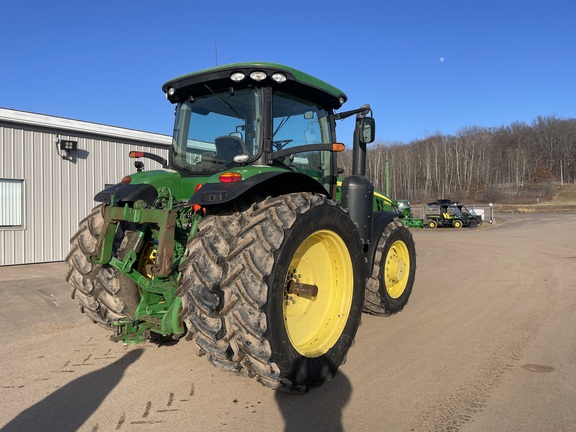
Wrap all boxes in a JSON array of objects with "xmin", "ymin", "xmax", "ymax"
[{"xmin": 340, "ymin": 104, "xmax": 376, "ymax": 248}]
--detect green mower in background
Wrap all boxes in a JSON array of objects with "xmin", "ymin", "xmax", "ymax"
[{"xmin": 395, "ymin": 199, "xmax": 425, "ymax": 228}]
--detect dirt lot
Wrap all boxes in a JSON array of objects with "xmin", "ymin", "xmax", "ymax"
[{"xmin": 1, "ymin": 213, "xmax": 575, "ymax": 432}]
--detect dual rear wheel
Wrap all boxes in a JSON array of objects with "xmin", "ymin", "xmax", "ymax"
[
  {"xmin": 179, "ymin": 192, "xmax": 416, "ymax": 392},
  {"xmin": 179, "ymin": 192, "xmax": 365, "ymax": 391},
  {"xmin": 66, "ymin": 205, "xmax": 141, "ymax": 329}
]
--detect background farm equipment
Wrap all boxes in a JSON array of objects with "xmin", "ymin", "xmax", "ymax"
[
  {"xmin": 396, "ymin": 199, "xmax": 424, "ymax": 228},
  {"xmin": 425, "ymin": 199, "xmax": 482, "ymax": 228}
]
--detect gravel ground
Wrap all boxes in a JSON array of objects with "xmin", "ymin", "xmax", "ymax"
[{"xmin": 0, "ymin": 213, "xmax": 575, "ymax": 432}]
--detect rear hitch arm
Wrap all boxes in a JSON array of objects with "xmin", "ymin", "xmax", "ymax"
[{"xmin": 89, "ymin": 202, "xmax": 178, "ymax": 277}]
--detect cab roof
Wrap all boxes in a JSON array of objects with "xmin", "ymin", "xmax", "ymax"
[{"xmin": 162, "ymin": 62, "xmax": 348, "ymax": 109}]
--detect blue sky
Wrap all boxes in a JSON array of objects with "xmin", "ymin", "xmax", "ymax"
[{"xmin": 1, "ymin": 0, "xmax": 575, "ymax": 145}]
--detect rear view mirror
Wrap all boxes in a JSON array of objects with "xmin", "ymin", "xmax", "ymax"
[{"xmin": 360, "ymin": 117, "xmax": 375, "ymax": 144}]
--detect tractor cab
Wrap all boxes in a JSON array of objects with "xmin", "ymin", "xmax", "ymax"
[{"xmin": 162, "ymin": 63, "xmax": 359, "ymax": 199}]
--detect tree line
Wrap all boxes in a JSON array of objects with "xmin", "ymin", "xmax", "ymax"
[{"xmin": 339, "ymin": 115, "xmax": 576, "ymax": 204}]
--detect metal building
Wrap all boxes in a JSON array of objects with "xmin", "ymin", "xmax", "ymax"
[{"xmin": 0, "ymin": 108, "xmax": 171, "ymax": 266}]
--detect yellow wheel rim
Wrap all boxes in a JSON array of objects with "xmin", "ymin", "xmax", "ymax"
[
  {"xmin": 283, "ymin": 230, "xmax": 353, "ymax": 358},
  {"xmin": 383, "ymin": 240, "xmax": 410, "ymax": 299},
  {"xmin": 138, "ymin": 241, "xmax": 157, "ymax": 279}
]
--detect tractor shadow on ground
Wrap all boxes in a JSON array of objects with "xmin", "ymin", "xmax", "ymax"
[
  {"xmin": 0, "ymin": 349, "xmax": 144, "ymax": 432},
  {"xmin": 275, "ymin": 370, "xmax": 351, "ymax": 432}
]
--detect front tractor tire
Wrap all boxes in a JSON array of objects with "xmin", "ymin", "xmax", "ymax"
[
  {"xmin": 364, "ymin": 220, "xmax": 416, "ymax": 316},
  {"xmin": 66, "ymin": 204, "xmax": 141, "ymax": 330},
  {"xmin": 180, "ymin": 192, "xmax": 365, "ymax": 392}
]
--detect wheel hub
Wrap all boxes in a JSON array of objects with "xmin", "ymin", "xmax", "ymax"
[
  {"xmin": 387, "ymin": 254, "xmax": 406, "ymax": 282},
  {"xmin": 384, "ymin": 240, "xmax": 410, "ymax": 299},
  {"xmin": 283, "ymin": 230, "xmax": 353, "ymax": 358}
]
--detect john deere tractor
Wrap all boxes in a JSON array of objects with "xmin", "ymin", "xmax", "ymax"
[{"xmin": 66, "ymin": 62, "xmax": 416, "ymax": 392}]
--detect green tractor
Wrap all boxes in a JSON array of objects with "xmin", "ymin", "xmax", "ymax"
[{"xmin": 66, "ymin": 62, "xmax": 416, "ymax": 392}]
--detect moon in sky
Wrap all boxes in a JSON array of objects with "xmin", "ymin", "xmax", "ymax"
[{"xmin": 439, "ymin": 57, "xmax": 445, "ymax": 62}]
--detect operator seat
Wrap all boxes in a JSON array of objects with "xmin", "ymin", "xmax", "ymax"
[{"xmin": 214, "ymin": 135, "xmax": 248, "ymax": 165}]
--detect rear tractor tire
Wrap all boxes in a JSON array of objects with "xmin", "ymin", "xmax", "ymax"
[
  {"xmin": 364, "ymin": 220, "xmax": 416, "ymax": 316},
  {"xmin": 66, "ymin": 204, "xmax": 142, "ymax": 330},
  {"xmin": 177, "ymin": 213, "xmax": 241, "ymax": 370},
  {"xmin": 179, "ymin": 192, "xmax": 366, "ymax": 392}
]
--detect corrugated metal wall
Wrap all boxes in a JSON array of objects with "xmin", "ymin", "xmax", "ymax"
[{"xmin": 0, "ymin": 111, "xmax": 170, "ymax": 266}]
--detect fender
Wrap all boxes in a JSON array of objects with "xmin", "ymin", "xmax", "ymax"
[
  {"xmin": 365, "ymin": 210, "xmax": 399, "ymax": 274},
  {"xmin": 94, "ymin": 183, "xmax": 159, "ymax": 206},
  {"xmin": 190, "ymin": 171, "xmax": 329, "ymax": 206}
]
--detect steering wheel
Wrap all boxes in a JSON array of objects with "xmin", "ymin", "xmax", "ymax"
[{"xmin": 272, "ymin": 139, "xmax": 293, "ymax": 151}]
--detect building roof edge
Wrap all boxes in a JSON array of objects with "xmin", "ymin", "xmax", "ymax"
[{"xmin": 0, "ymin": 107, "xmax": 172, "ymax": 146}]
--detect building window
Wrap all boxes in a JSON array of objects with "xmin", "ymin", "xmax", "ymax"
[{"xmin": 0, "ymin": 179, "xmax": 24, "ymax": 227}]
